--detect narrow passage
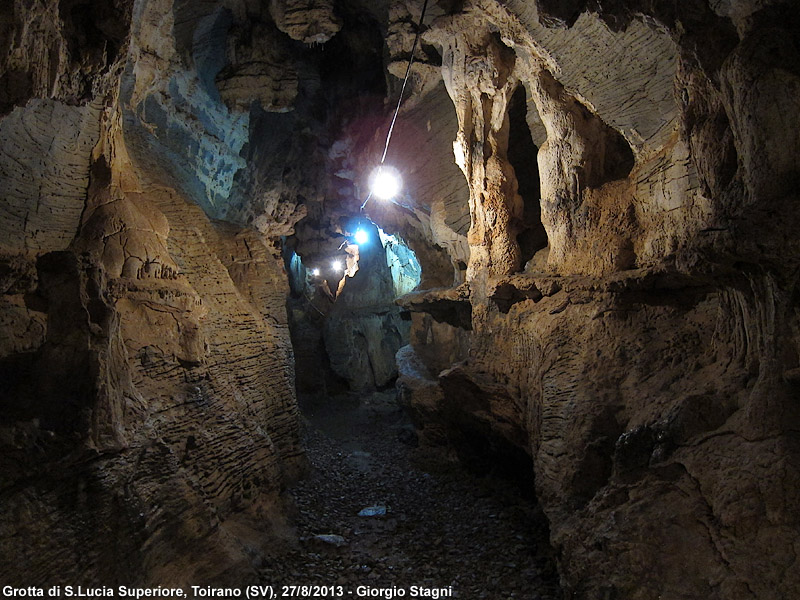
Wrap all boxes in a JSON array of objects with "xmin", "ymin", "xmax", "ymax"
[{"xmin": 261, "ymin": 392, "xmax": 561, "ymax": 599}]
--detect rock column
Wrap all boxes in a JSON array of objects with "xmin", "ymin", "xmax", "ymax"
[{"xmin": 439, "ymin": 27, "xmax": 524, "ymax": 298}]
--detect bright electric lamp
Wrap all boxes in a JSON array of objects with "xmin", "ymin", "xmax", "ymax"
[
  {"xmin": 354, "ymin": 229, "xmax": 369, "ymax": 245},
  {"xmin": 311, "ymin": 268, "xmax": 320, "ymax": 276},
  {"xmin": 369, "ymin": 166, "xmax": 402, "ymax": 200},
  {"xmin": 331, "ymin": 260, "xmax": 343, "ymax": 272}
]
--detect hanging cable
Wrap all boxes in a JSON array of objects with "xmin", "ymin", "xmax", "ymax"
[
  {"xmin": 359, "ymin": 191, "xmax": 373, "ymax": 211},
  {"xmin": 361, "ymin": 0, "xmax": 430, "ymax": 211},
  {"xmin": 381, "ymin": 0, "xmax": 430, "ymax": 165}
]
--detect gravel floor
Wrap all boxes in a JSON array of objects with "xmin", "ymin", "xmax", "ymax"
[{"xmin": 260, "ymin": 391, "xmax": 562, "ymax": 600}]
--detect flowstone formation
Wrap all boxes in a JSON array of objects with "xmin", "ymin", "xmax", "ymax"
[{"xmin": 390, "ymin": 0, "xmax": 800, "ymax": 598}]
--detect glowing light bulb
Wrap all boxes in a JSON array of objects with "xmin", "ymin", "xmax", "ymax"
[
  {"xmin": 369, "ymin": 166, "xmax": 402, "ymax": 200},
  {"xmin": 311, "ymin": 268, "xmax": 320, "ymax": 276},
  {"xmin": 331, "ymin": 260, "xmax": 342, "ymax": 272},
  {"xmin": 354, "ymin": 229, "xmax": 369, "ymax": 245}
]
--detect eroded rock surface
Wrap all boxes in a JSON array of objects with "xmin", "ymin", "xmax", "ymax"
[
  {"xmin": 394, "ymin": 1, "xmax": 800, "ymax": 598},
  {"xmin": 0, "ymin": 0, "xmax": 304, "ymax": 586},
  {"xmin": 268, "ymin": 0, "xmax": 342, "ymax": 45}
]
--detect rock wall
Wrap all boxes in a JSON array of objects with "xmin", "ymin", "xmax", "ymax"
[
  {"xmin": 396, "ymin": 0, "xmax": 800, "ymax": 597},
  {"xmin": 0, "ymin": 0, "xmax": 306, "ymax": 585}
]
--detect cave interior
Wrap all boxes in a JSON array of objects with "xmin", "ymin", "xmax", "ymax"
[{"xmin": 1, "ymin": 0, "xmax": 800, "ymax": 598}]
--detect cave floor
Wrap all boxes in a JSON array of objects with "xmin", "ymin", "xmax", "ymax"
[{"xmin": 260, "ymin": 391, "xmax": 561, "ymax": 599}]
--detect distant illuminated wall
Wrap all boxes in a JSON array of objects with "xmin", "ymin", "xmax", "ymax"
[{"xmin": 378, "ymin": 228, "xmax": 422, "ymax": 298}]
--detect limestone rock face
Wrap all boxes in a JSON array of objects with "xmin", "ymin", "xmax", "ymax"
[
  {"xmin": 216, "ymin": 22, "xmax": 299, "ymax": 112},
  {"xmin": 0, "ymin": 0, "xmax": 304, "ymax": 586},
  {"xmin": 268, "ymin": 0, "xmax": 342, "ymax": 44},
  {"xmin": 395, "ymin": 0, "xmax": 800, "ymax": 598},
  {"xmin": 0, "ymin": 0, "xmax": 130, "ymax": 116},
  {"xmin": 503, "ymin": 0, "xmax": 681, "ymax": 158}
]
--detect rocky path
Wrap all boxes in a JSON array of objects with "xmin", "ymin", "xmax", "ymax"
[{"xmin": 261, "ymin": 392, "xmax": 561, "ymax": 599}]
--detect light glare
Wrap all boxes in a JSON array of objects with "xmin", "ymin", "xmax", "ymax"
[
  {"xmin": 311, "ymin": 268, "xmax": 320, "ymax": 276},
  {"xmin": 354, "ymin": 229, "xmax": 369, "ymax": 245},
  {"xmin": 369, "ymin": 166, "xmax": 402, "ymax": 200},
  {"xmin": 331, "ymin": 260, "xmax": 342, "ymax": 272}
]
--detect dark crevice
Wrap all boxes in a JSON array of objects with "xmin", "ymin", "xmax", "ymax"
[
  {"xmin": 318, "ymin": 3, "xmax": 387, "ymax": 104},
  {"xmin": 0, "ymin": 69, "xmax": 33, "ymax": 116},
  {"xmin": 58, "ymin": 0, "xmax": 127, "ymax": 72},
  {"xmin": 507, "ymin": 85, "xmax": 548, "ymax": 268},
  {"xmin": 598, "ymin": 113, "xmax": 635, "ymax": 184},
  {"xmin": 491, "ymin": 281, "xmax": 543, "ymax": 313},
  {"xmin": 400, "ymin": 296, "xmax": 473, "ymax": 330}
]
